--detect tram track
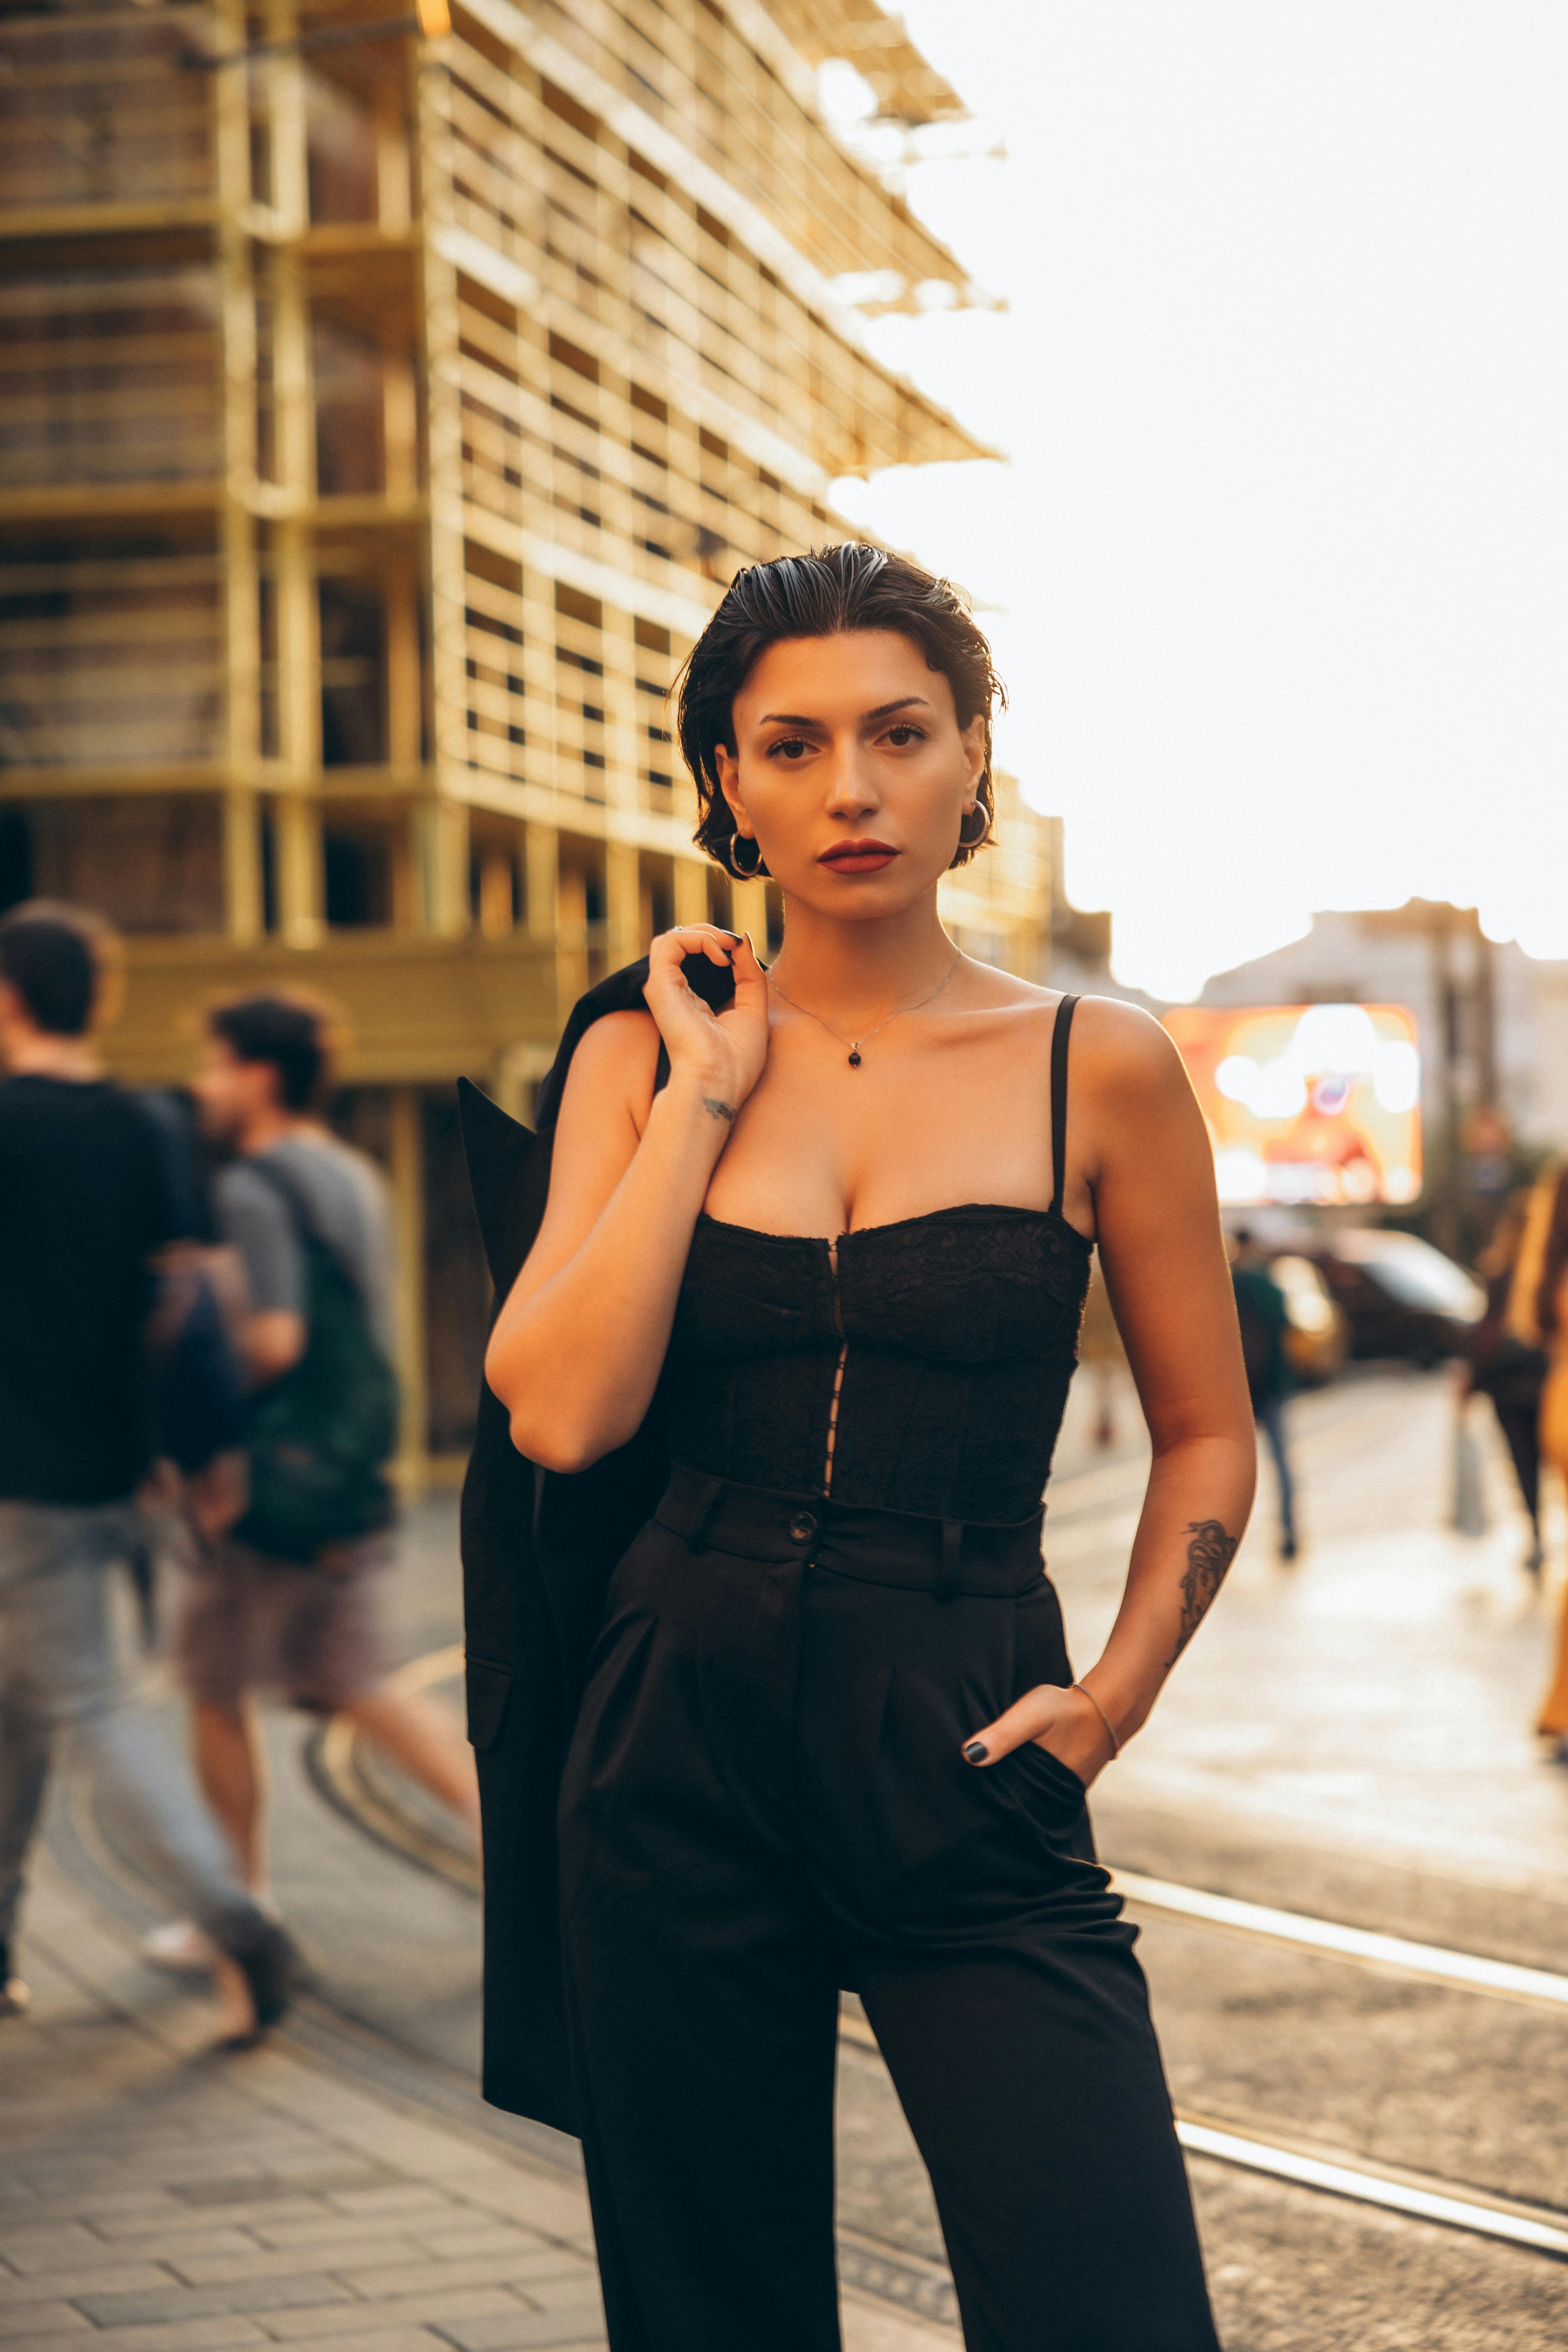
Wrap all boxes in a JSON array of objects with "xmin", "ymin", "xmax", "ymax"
[{"xmin": 310, "ymin": 1642, "xmax": 1568, "ymax": 2284}]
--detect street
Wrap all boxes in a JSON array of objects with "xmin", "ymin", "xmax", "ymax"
[{"xmin": 7, "ymin": 1366, "xmax": 1568, "ymax": 2350}]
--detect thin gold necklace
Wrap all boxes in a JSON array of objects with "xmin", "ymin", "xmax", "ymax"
[{"xmin": 766, "ymin": 951, "xmax": 963, "ymax": 1068}]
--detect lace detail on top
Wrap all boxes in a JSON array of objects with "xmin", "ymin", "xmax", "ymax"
[{"xmin": 665, "ymin": 1204, "xmax": 1092, "ymax": 1524}]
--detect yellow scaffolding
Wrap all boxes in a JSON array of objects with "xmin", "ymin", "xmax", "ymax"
[{"xmin": 0, "ymin": 0, "xmax": 1052, "ymax": 1469}]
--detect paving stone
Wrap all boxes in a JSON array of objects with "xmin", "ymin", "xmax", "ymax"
[
  {"xmin": 259, "ymin": 2287, "xmax": 523, "ymax": 2341},
  {"xmin": 408, "ymin": 2227, "xmax": 541, "ymax": 2263},
  {"xmin": 0, "ymin": 2309, "xmax": 90, "ymax": 2341},
  {"xmin": 517, "ymin": 2278, "xmax": 606, "ymax": 2317},
  {"xmin": 0, "ymin": 2318, "xmax": 266, "ymax": 2352},
  {"xmin": 0, "ymin": 2226, "xmax": 111, "ymax": 2275},
  {"xmin": 82, "ymin": 2326, "xmax": 271, "ymax": 2352},
  {"xmin": 432, "ymin": 2174, "xmax": 591, "ymax": 2245},
  {"xmin": 44, "ymin": 2195, "xmax": 187, "ymax": 2231},
  {"xmin": 71, "ymin": 2230, "xmax": 259, "ymax": 2266},
  {"xmin": 251, "ymin": 2211, "xmax": 453, "ymax": 2253},
  {"xmin": 260, "ymin": 2333, "xmax": 443, "ymax": 2352},
  {"xmin": 113, "ymin": 2205, "xmax": 323, "ymax": 2240},
  {"xmin": 336, "ymin": 2250, "xmax": 594, "ymax": 2303},
  {"xmin": 169, "ymin": 2241, "xmax": 416, "ymax": 2290},
  {"xmin": 0, "ymin": 2265, "xmax": 175, "ymax": 2311},
  {"xmin": 322, "ymin": 2187, "xmax": 456, "ymax": 2221},
  {"xmin": 174, "ymin": 2175, "xmax": 385, "ymax": 2211},
  {"xmin": 431, "ymin": 2309, "xmax": 608, "ymax": 2352},
  {"xmin": 76, "ymin": 2277, "xmax": 350, "ymax": 2328}
]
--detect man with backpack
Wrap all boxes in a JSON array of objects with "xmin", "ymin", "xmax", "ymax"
[
  {"xmin": 150, "ymin": 993, "xmax": 476, "ymax": 1962},
  {"xmin": 1231, "ymin": 1226, "xmax": 1300, "ymax": 1560},
  {"xmin": 0, "ymin": 904, "xmax": 297, "ymax": 2043}
]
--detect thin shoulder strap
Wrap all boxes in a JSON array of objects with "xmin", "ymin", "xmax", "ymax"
[
  {"xmin": 1049, "ymin": 995, "xmax": 1079, "ymax": 1217},
  {"xmin": 244, "ymin": 1155, "xmax": 346, "ymax": 1283}
]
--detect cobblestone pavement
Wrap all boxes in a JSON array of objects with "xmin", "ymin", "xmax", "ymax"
[
  {"xmin": 4, "ymin": 1847, "xmax": 945, "ymax": 2352},
  {"xmin": 6, "ymin": 1364, "xmax": 1568, "ymax": 2350}
]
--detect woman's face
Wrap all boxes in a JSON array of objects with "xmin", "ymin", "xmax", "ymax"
[{"xmin": 713, "ymin": 630, "xmax": 986, "ymax": 918}]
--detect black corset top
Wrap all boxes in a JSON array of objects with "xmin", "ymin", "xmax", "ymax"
[{"xmin": 664, "ymin": 1204, "xmax": 1093, "ymax": 1525}]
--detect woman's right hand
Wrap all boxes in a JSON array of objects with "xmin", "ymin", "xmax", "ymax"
[{"xmin": 643, "ymin": 926, "xmax": 770, "ymax": 1116}]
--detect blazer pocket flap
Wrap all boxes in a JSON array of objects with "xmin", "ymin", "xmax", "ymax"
[{"xmin": 465, "ymin": 1655, "xmax": 514, "ymax": 1752}]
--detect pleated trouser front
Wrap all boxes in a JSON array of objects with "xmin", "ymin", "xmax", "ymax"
[{"xmin": 557, "ymin": 1469, "xmax": 1220, "ymax": 2352}]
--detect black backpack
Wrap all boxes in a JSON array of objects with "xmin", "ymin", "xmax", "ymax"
[{"xmin": 233, "ymin": 1160, "xmax": 399, "ymax": 1564}]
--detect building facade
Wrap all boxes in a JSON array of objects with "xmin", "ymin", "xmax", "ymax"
[{"xmin": 0, "ymin": 0, "xmax": 1050, "ymax": 1469}]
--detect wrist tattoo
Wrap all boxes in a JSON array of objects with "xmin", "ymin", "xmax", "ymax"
[
  {"xmin": 1168, "ymin": 1518, "xmax": 1239, "ymax": 1666},
  {"xmin": 701, "ymin": 1095, "xmax": 737, "ymax": 1125}
]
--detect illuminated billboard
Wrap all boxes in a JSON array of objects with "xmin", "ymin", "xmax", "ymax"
[{"xmin": 1162, "ymin": 1003, "xmax": 1421, "ymax": 1208}]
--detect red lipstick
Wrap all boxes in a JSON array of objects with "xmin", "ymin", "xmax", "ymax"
[{"xmin": 818, "ymin": 838, "xmax": 899, "ymax": 875}]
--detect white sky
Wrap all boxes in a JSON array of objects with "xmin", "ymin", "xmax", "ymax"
[{"xmin": 824, "ymin": 4, "xmax": 1568, "ymax": 1001}]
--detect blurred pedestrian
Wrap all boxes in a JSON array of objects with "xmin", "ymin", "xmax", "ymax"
[
  {"xmin": 1463, "ymin": 1189, "xmax": 1547, "ymax": 1573},
  {"xmin": 1231, "ymin": 1227, "xmax": 1298, "ymax": 1559},
  {"xmin": 0, "ymin": 903, "xmax": 296, "ymax": 2042},
  {"xmin": 1514, "ymin": 1166, "xmax": 1568, "ymax": 1752},
  {"xmin": 147, "ymin": 994, "xmax": 477, "ymax": 1961}
]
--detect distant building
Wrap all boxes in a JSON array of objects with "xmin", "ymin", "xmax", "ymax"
[
  {"xmin": 1199, "ymin": 900, "xmax": 1568, "ymax": 1251},
  {"xmin": 0, "ymin": 0, "xmax": 1047, "ymax": 1469}
]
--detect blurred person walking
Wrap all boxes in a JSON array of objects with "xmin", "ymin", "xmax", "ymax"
[
  {"xmin": 1463, "ymin": 1189, "xmax": 1547, "ymax": 1574},
  {"xmin": 0, "ymin": 903, "xmax": 297, "ymax": 2042},
  {"xmin": 1231, "ymin": 1227, "xmax": 1299, "ymax": 1559},
  {"xmin": 150, "ymin": 994, "xmax": 477, "ymax": 1957},
  {"xmin": 1514, "ymin": 1166, "xmax": 1568, "ymax": 1752}
]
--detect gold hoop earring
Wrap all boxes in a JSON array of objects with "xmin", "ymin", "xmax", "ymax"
[
  {"xmin": 729, "ymin": 832, "xmax": 769, "ymax": 879},
  {"xmin": 958, "ymin": 802, "xmax": 992, "ymax": 850}
]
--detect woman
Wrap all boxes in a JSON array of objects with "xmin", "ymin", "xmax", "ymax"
[
  {"xmin": 1464, "ymin": 1188, "xmax": 1547, "ymax": 1576},
  {"xmin": 1515, "ymin": 1165, "xmax": 1568, "ymax": 1743},
  {"xmin": 481, "ymin": 546, "xmax": 1256, "ymax": 2351}
]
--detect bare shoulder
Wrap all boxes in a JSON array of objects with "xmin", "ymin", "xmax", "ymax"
[
  {"xmin": 1070, "ymin": 994, "xmax": 1188, "ymax": 1097},
  {"xmin": 557, "ymin": 1007, "xmax": 663, "ymax": 1136},
  {"xmin": 1068, "ymin": 996, "xmax": 1209, "ymax": 1193}
]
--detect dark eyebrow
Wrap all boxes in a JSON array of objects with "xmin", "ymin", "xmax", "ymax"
[
  {"xmin": 757, "ymin": 697, "xmax": 932, "ymax": 727},
  {"xmin": 863, "ymin": 696, "xmax": 931, "ymax": 723}
]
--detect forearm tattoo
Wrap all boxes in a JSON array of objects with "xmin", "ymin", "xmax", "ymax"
[
  {"xmin": 1168, "ymin": 1518, "xmax": 1239, "ymax": 1666},
  {"xmin": 701, "ymin": 1095, "xmax": 737, "ymax": 1125}
]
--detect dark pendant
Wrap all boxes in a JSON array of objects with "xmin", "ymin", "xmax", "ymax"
[{"xmin": 847, "ymin": 1048, "xmax": 862, "ymax": 1068}]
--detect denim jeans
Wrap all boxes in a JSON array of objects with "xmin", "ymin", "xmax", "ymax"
[
  {"xmin": 0, "ymin": 1498, "xmax": 259, "ymax": 1953},
  {"xmin": 1256, "ymin": 1395, "xmax": 1297, "ymax": 1549}
]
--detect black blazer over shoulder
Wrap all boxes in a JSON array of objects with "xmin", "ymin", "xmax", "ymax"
[{"xmin": 457, "ymin": 952, "xmax": 730, "ymax": 2132}]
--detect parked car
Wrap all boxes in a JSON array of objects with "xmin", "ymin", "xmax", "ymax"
[
  {"xmin": 1267, "ymin": 1253, "xmax": 1351, "ymax": 1384},
  {"xmin": 1305, "ymin": 1229, "xmax": 1486, "ymax": 1367}
]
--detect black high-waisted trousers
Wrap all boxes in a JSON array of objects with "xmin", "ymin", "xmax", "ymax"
[{"xmin": 558, "ymin": 1468, "xmax": 1219, "ymax": 2352}]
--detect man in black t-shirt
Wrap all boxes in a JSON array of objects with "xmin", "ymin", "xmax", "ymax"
[{"xmin": 0, "ymin": 903, "xmax": 296, "ymax": 2043}]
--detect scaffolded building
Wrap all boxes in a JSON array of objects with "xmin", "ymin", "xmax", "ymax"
[{"xmin": 0, "ymin": 0, "xmax": 1052, "ymax": 1467}]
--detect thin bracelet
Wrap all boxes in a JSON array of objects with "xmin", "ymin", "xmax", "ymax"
[{"xmin": 1073, "ymin": 1681, "xmax": 1121, "ymax": 1757}]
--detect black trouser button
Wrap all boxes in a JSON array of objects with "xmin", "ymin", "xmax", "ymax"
[{"xmin": 788, "ymin": 1511, "xmax": 818, "ymax": 1546}]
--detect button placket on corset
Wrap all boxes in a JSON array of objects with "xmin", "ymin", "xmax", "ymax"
[{"xmin": 821, "ymin": 1240, "xmax": 847, "ymax": 1501}]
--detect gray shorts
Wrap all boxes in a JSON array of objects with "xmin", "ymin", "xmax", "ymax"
[{"xmin": 173, "ymin": 1532, "xmax": 390, "ymax": 1715}]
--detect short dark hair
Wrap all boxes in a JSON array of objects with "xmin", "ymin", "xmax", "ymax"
[
  {"xmin": 676, "ymin": 544, "xmax": 1005, "ymax": 878},
  {"xmin": 209, "ymin": 992, "xmax": 331, "ymax": 1113},
  {"xmin": 0, "ymin": 900, "xmax": 110, "ymax": 1036}
]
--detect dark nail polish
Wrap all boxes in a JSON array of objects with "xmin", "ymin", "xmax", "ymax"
[{"xmin": 963, "ymin": 1740, "xmax": 988, "ymax": 1764}]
